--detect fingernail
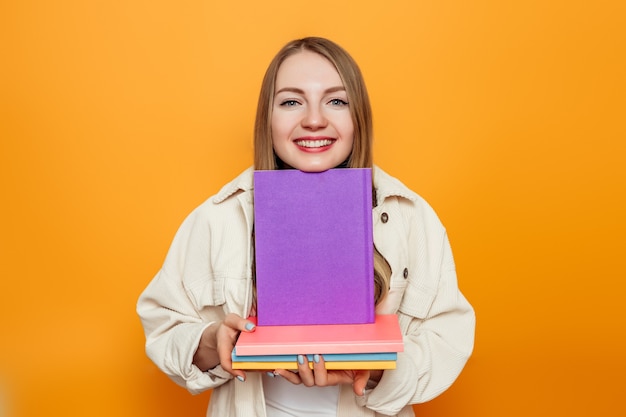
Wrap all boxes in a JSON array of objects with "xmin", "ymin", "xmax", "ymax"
[
  {"xmin": 266, "ymin": 371, "xmax": 275, "ymax": 378},
  {"xmin": 245, "ymin": 322, "xmax": 256, "ymax": 331},
  {"xmin": 297, "ymin": 355, "xmax": 304, "ymax": 365},
  {"xmin": 362, "ymin": 388, "xmax": 370, "ymax": 396},
  {"xmin": 313, "ymin": 354, "xmax": 320, "ymax": 363},
  {"xmin": 236, "ymin": 375, "xmax": 245, "ymax": 382}
]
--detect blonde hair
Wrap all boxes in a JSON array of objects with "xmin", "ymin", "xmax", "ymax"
[
  {"xmin": 254, "ymin": 37, "xmax": 373, "ymax": 170},
  {"xmin": 253, "ymin": 37, "xmax": 390, "ymax": 304}
]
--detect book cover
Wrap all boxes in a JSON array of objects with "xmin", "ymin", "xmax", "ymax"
[
  {"xmin": 232, "ymin": 360, "xmax": 396, "ymax": 371},
  {"xmin": 253, "ymin": 168, "xmax": 374, "ymax": 326},
  {"xmin": 234, "ymin": 314, "xmax": 404, "ymax": 356}
]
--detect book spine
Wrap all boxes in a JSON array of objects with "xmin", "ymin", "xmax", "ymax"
[
  {"xmin": 235, "ymin": 340, "xmax": 404, "ymax": 356},
  {"xmin": 363, "ymin": 168, "xmax": 375, "ymax": 323},
  {"xmin": 232, "ymin": 360, "xmax": 397, "ymax": 370}
]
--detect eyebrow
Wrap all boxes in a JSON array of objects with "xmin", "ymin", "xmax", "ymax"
[{"xmin": 274, "ymin": 86, "xmax": 346, "ymax": 95}]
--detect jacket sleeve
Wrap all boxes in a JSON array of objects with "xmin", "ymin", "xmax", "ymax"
[
  {"xmin": 136, "ymin": 207, "xmax": 233, "ymax": 394},
  {"xmin": 361, "ymin": 201, "xmax": 476, "ymax": 415}
]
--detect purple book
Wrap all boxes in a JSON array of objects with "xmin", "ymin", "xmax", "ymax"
[{"xmin": 254, "ymin": 168, "xmax": 374, "ymax": 326}]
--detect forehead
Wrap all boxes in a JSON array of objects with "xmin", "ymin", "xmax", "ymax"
[{"xmin": 275, "ymin": 51, "xmax": 343, "ymax": 88}]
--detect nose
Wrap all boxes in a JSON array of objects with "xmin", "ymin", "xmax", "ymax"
[{"xmin": 301, "ymin": 105, "xmax": 328, "ymax": 130}]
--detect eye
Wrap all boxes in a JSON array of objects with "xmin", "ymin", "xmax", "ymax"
[
  {"xmin": 279, "ymin": 99, "xmax": 300, "ymax": 107},
  {"xmin": 328, "ymin": 98, "xmax": 349, "ymax": 106}
]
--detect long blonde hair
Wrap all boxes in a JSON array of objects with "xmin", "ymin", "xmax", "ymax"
[{"xmin": 253, "ymin": 37, "xmax": 390, "ymax": 304}]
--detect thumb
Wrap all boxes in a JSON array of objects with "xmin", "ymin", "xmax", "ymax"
[{"xmin": 223, "ymin": 313, "xmax": 256, "ymax": 333}]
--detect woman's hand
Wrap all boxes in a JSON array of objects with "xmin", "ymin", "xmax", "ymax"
[
  {"xmin": 273, "ymin": 354, "xmax": 382, "ymax": 396},
  {"xmin": 192, "ymin": 313, "xmax": 256, "ymax": 382}
]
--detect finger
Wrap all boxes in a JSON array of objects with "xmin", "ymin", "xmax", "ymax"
[
  {"xmin": 219, "ymin": 337, "xmax": 247, "ymax": 382},
  {"xmin": 296, "ymin": 355, "xmax": 315, "ymax": 387},
  {"xmin": 273, "ymin": 369, "xmax": 302, "ymax": 385},
  {"xmin": 218, "ymin": 347, "xmax": 247, "ymax": 381},
  {"xmin": 223, "ymin": 313, "xmax": 256, "ymax": 333},
  {"xmin": 352, "ymin": 370, "xmax": 371, "ymax": 396},
  {"xmin": 312, "ymin": 354, "xmax": 328, "ymax": 386},
  {"xmin": 215, "ymin": 322, "xmax": 246, "ymax": 381}
]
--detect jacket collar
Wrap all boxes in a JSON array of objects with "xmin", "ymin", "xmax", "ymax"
[
  {"xmin": 212, "ymin": 165, "xmax": 418, "ymax": 206},
  {"xmin": 212, "ymin": 167, "xmax": 255, "ymax": 204},
  {"xmin": 373, "ymin": 166, "xmax": 418, "ymax": 206}
]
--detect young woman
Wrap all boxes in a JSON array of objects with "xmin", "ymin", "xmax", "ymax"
[{"xmin": 137, "ymin": 37, "xmax": 475, "ymax": 417}]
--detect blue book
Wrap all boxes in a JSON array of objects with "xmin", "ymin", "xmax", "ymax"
[{"xmin": 231, "ymin": 350, "xmax": 397, "ymax": 363}]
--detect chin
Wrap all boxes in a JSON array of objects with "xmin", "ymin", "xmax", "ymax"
[
  {"xmin": 278, "ymin": 154, "xmax": 348, "ymax": 172},
  {"xmin": 294, "ymin": 161, "xmax": 340, "ymax": 172}
]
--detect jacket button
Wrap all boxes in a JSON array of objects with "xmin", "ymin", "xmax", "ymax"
[
  {"xmin": 403, "ymin": 268, "xmax": 409, "ymax": 279},
  {"xmin": 381, "ymin": 212, "xmax": 389, "ymax": 223}
]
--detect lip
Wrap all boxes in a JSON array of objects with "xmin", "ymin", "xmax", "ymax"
[{"xmin": 293, "ymin": 136, "xmax": 336, "ymax": 151}]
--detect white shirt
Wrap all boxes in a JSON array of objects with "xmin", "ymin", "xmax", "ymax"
[{"xmin": 263, "ymin": 372, "xmax": 340, "ymax": 417}]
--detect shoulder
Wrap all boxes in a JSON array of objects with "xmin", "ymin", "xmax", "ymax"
[
  {"xmin": 178, "ymin": 167, "xmax": 254, "ymax": 229},
  {"xmin": 374, "ymin": 165, "xmax": 433, "ymax": 212},
  {"xmin": 211, "ymin": 166, "xmax": 255, "ymax": 204},
  {"xmin": 373, "ymin": 166, "xmax": 446, "ymax": 230},
  {"xmin": 191, "ymin": 166, "xmax": 255, "ymax": 212},
  {"xmin": 373, "ymin": 166, "xmax": 419, "ymax": 203}
]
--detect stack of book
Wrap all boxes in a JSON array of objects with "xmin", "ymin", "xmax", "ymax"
[
  {"xmin": 232, "ymin": 314, "xmax": 403, "ymax": 370},
  {"xmin": 232, "ymin": 168, "xmax": 404, "ymax": 371}
]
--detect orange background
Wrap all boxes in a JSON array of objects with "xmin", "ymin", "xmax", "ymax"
[{"xmin": 1, "ymin": 1, "xmax": 625, "ymax": 416}]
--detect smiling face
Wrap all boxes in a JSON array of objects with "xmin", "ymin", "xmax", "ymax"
[{"xmin": 271, "ymin": 51, "xmax": 354, "ymax": 172}]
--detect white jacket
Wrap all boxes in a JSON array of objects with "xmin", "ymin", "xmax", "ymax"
[{"xmin": 137, "ymin": 166, "xmax": 475, "ymax": 416}]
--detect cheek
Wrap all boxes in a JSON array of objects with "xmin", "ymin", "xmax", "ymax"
[
  {"xmin": 270, "ymin": 114, "xmax": 291, "ymax": 140},
  {"xmin": 346, "ymin": 124, "xmax": 355, "ymax": 139},
  {"xmin": 341, "ymin": 117, "xmax": 355, "ymax": 139}
]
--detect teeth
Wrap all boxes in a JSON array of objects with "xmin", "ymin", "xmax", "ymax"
[{"xmin": 295, "ymin": 139, "xmax": 333, "ymax": 148}]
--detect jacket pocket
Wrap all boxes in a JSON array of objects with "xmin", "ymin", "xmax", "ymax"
[
  {"xmin": 186, "ymin": 276, "xmax": 226, "ymax": 309},
  {"xmin": 398, "ymin": 281, "xmax": 436, "ymax": 319},
  {"xmin": 376, "ymin": 279, "xmax": 408, "ymax": 315},
  {"xmin": 186, "ymin": 274, "xmax": 252, "ymax": 317}
]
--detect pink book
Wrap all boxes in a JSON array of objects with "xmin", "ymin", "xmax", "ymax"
[
  {"xmin": 234, "ymin": 314, "xmax": 404, "ymax": 356},
  {"xmin": 253, "ymin": 168, "xmax": 374, "ymax": 326}
]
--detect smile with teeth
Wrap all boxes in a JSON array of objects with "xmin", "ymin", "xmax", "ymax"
[{"xmin": 294, "ymin": 138, "xmax": 335, "ymax": 148}]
